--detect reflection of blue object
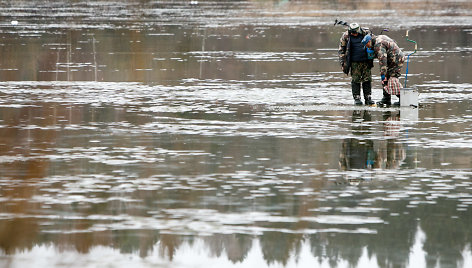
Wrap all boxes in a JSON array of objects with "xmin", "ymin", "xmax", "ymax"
[
  {"xmin": 366, "ymin": 160, "xmax": 374, "ymax": 169},
  {"xmin": 366, "ymin": 150, "xmax": 375, "ymax": 169},
  {"xmin": 366, "ymin": 48, "xmax": 375, "ymax": 59}
]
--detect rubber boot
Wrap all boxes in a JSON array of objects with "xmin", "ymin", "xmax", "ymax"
[
  {"xmin": 352, "ymin": 82, "xmax": 363, "ymax": 105},
  {"xmin": 362, "ymin": 81, "xmax": 375, "ymax": 106},
  {"xmin": 393, "ymin": 95, "xmax": 400, "ymax": 107},
  {"xmin": 377, "ymin": 90, "xmax": 391, "ymax": 107}
]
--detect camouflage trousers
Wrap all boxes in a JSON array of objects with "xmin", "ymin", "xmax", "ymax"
[
  {"xmin": 386, "ymin": 56, "xmax": 405, "ymax": 78},
  {"xmin": 351, "ymin": 62, "xmax": 372, "ymax": 83}
]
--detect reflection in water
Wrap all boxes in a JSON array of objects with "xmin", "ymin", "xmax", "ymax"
[
  {"xmin": 378, "ymin": 112, "xmax": 406, "ymax": 170},
  {"xmin": 339, "ymin": 111, "xmax": 375, "ymax": 172},
  {"xmin": 1, "ymin": 85, "xmax": 471, "ymax": 267},
  {"xmin": 339, "ymin": 111, "xmax": 406, "ymax": 184},
  {"xmin": 1, "ymin": 228, "xmax": 471, "ymax": 267},
  {"xmin": 0, "ymin": 232, "xmax": 447, "ymax": 267},
  {"xmin": 1, "ymin": 0, "xmax": 472, "ymax": 267}
]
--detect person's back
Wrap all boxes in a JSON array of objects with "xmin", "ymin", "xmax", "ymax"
[
  {"xmin": 374, "ymin": 35, "xmax": 405, "ymax": 65},
  {"xmin": 362, "ymin": 34, "xmax": 406, "ymax": 106}
]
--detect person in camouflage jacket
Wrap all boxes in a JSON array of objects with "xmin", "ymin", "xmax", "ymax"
[
  {"xmin": 338, "ymin": 23, "xmax": 375, "ymax": 105},
  {"xmin": 362, "ymin": 34, "xmax": 406, "ymax": 106}
]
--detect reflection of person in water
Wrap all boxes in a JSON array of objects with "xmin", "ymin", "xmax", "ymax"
[
  {"xmin": 376, "ymin": 111, "xmax": 406, "ymax": 169},
  {"xmin": 339, "ymin": 138, "xmax": 375, "ymax": 170},
  {"xmin": 339, "ymin": 110, "xmax": 375, "ymax": 171},
  {"xmin": 338, "ymin": 111, "xmax": 407, "ymax": 184}
]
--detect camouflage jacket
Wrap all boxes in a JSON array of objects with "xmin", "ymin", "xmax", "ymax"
[
  {"xmin": 372, "ymin": 35, "xmax": 405, "ymax": 76},
  {"xmin": 338, "ymin": 27, "xmax": 373, "ymax": 75}
]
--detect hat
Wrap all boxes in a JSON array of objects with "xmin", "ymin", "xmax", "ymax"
[
  {"xmin": 361, "ymin": 34, "xmax": 372, "ymax": 48},
  {"xmin": 348, "ymin": 23, "xmax": 360, "ymax": 34}
]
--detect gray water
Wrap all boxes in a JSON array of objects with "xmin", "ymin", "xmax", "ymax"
[{"xmin": 1, "ymin": 0, "xmax": 472, "ymax": 267}]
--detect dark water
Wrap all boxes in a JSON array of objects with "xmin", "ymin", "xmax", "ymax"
[{"xmin": 1, "ymin": 0, "xmax": 472, "ymax": 267}]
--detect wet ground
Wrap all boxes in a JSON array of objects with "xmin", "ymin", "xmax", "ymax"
[{"xmin": 1, "ymin": 0, "xmax": 472, "ymax": 267}]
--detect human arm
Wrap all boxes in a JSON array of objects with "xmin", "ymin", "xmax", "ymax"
[
  {"xmin": 377, "ymin": 44, "xmax": 388, "ymax": 78},
  {"xmin": 338, "ymin": 32, "xmax": 349, "ymax": 74}
]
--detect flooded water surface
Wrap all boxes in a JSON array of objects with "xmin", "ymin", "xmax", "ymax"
[{"xmin": 1, "ymin": 0, "xmax": 472, "ymax": 267}]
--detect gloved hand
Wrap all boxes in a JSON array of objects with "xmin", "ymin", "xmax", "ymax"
[{"xmin": 342, "ymin": 63, "xmax": 349, "ymax": 75}]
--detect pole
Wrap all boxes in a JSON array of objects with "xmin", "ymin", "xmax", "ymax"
[{"xmin": 404, "ymin": 30, "xmax": 417, "ymax": 88}]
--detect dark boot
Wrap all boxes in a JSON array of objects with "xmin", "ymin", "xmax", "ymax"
[
  {"xmin": 352, "ymin": 82, "xmax": 363, "ymax": 105},
  {"xmin": 392, "ymin": 95, "xmax": 400, "ymax": 107},
  {"xmin": 377, "ymin": 90, "xmax": 391, "ymax": 107},
  {"xmin": 362, "ymin": 81, "xmax": 375, "ymax": 106}
]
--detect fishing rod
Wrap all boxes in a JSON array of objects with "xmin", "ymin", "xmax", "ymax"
[
  {"xmin": 378, "ymin": 29, "xmax": 389, "ymax": 35},
  {"xmin": 404, "ymin": 30, "xmax": 418, "ymax": 88},
  {"xmin": 333, "ymin": 19, "xmax": 389, "ymax": 35},
  {"xmin": 334, "ymin": 19, "xmax": 348, "ymax": 26}
]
